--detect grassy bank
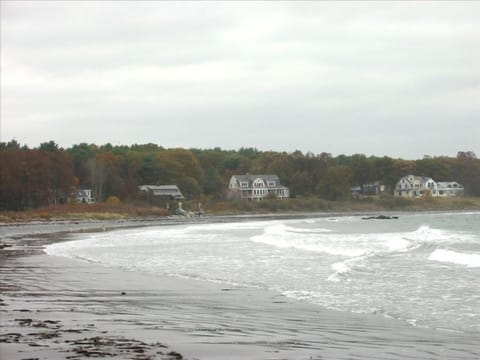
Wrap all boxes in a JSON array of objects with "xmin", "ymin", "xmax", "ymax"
[
  {"xmin": 190, "ymin": 195, "xmax": 480, "ymax": 215},
  {"xmin": 0, "ymin": 203, "xmax": 168, "ymax": 223},
  {"xmin": 1, "ymin": 196, "xmax": 479, "ymax": 223}
]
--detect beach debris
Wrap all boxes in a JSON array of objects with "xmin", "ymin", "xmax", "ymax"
[
  {"xmin": 361, "ymin": 215, "xmax": 399, "ymax": 220},
  {"xmin": 167, "ymin": 351, "xmax": 183, "ymax": 359},
  {"xmin": 27, "ymin": 342, "xmax": 47, "ymax": 347},
  {"xmin": 15, "ymin": 318, "xmax": 33, "ymax": 326},
  {"xmin": 0, "ymin": 241, "xmax": 12, "ymax": 249},
  {"xmin": 28, "ymin": 330, "xmax": 62, "ymax": 339},
  {"xmin": 3, "ymin": 316, "xmax": 184, "ymax": 360},
  {"xmin": 66, "ymin": 335, "xmax": 173, "ymax": 359},
  {"xmin": 0, "ymin": 332, "xmax": 22, "ymax": 343}
]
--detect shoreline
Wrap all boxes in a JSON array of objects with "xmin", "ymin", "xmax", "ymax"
[
  {"xmin": 2, "ymin": 213, "xmax": 480, "ymax": 359},
  {"xmin": 3, "ymin": 208, "xmax": 478, "ymax": 241}
]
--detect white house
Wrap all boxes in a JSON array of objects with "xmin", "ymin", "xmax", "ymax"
[
  {"xmin": 75, "ymin": 187, "xmax": 94, "ymax": 203},
  {"xmin": 437, "ymin": 182, "xmax": 464, "ymax": 197},
  {"xmin": 394, "ymin": 175, "xmax": 437, "ymax": 197},
  {"xmin": 228, "ymin": 174, "xmax": 289, "ymax": 200}
]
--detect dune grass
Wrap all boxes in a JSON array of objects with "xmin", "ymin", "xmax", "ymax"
[
  {"xmin": 0, "ymin": 203, "xmax": 168, "ymax": 223},
  {"xmin": 1, "ymin": 196, "xmax": 478, "ymax": 223},
  {"xmin": 185, "ymin": 195, "xmax": 480, "ymax": 215}
]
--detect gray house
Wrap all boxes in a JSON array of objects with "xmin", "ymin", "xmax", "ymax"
[
  {"xmin": 228, "ymin": 174, "xmax": 289, "ymax": 200},
  {"xmin": 351, "ymin": 181, "xmax": 385, "ymax": 197},
  {"xmin": 138, "ymin": 185, "xmax": 184, "ymax": 207}
]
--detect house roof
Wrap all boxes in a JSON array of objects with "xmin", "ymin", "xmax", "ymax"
[
  {"xmin": 138, "ymin": 185, "xmax": 184, "ymax": 198},
  {"xmin": 232, "ymin": 174, "xmax": 280, "ymax": 182},
  {"xmin": 230, "ymin": 174, "xmax": 289, "ymax": 190},
  {"xmin": 399, "ymin": 175, "xmax": 434, "ymax": 184}
]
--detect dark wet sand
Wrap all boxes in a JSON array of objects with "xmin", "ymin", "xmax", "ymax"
[{"xmin": 1, "ymin": 219, "xmax": 479, "ymax": 359}]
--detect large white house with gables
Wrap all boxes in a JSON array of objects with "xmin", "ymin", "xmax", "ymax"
[
  {"xmin": 394, "ymin": 175, "xmax": 437, "ymax": 197},
  {"xmin": 228, "ymin": 174, "xmax": 289, "ymax": 200},
  {"xmin": 394, "ymin": 175, "xmax": 463, "ymax": 197}
]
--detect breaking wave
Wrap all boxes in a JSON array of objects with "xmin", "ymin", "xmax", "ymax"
[
  {"xmin": 428, "ymin": 249, "xmax": 480, "ymax": 268},
  {"xmin": 250, "ymin": 224, "xmax": 363, "ymax": 257},
  {"xmin": 249, "ymin": 223, "xmax": 478, "ymax": 283}
]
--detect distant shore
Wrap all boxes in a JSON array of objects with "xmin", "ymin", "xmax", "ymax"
[
  {"xmin": 2, "ymin": 212, "xmax": 480, "ymax": 359},
  {"xmin": 1, "ymin": 195, "xmax": 479, "ymax": 225}
]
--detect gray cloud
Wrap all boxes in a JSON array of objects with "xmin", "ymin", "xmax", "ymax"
[{"xmin": 1, "ymin": 1, "xmax": 479, "ymax": 158}]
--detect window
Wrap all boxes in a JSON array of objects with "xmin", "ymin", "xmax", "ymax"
[
  {"xmin": 267, "ymin": 181, "xmax": 276, "ymax": 187},
  {"xmin": 253, "ymin": 179, "xmax": 265, "ymax": 187},
  {"xmin": 240, "ymin": 181, "xmax": 249, "ymax": 188}
]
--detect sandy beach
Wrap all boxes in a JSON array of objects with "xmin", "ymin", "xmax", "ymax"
[{"xmin": 1, "ymin": 216, "xmax": 479, "ymax": 359}]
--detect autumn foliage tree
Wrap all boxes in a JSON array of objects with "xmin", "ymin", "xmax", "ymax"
[
  {"xmin": 0, "ymin": 142, "xmax": 75, "ymax": 210},
  {"xmin": 1, "ymin": 140, "xmax": 479, "ymax": 211},
  {"xmin": 316, "ymin": 166, "xmax": 353, "ymax": 200}
]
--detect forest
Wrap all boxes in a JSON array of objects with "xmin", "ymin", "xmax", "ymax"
[{"xmin": 1, "ymin": 140, "xmax": 479, "ymax": 211}]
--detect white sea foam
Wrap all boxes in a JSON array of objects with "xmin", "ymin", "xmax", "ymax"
[
  {"xmin": 327, "ymin": 263, "xmax": 351, "ymax": 282},
  {"xmin": 249, "ymin": 224, "xmax": 442, "ymax": 257},
  {"xmin": 250, "ymin": 224, "xmax": 365, "ymax": 256},
  {"xmin": 428, "ymin": 249, "xmax": 480, "ymax": 268},
  {"xmin": 385, "ymin": 236, "xmax": 408, "ymax": 251},
  {"xmin": 183, "ymin": 220, "xmax": 274, "ymax": 232},
  {"xmin": 404, "ymin": 225, "xmax": 476, "ymax": 246},
  {"xmin": 327, "ymin": 255, "xmax": 371, "ymax": 282},
  {"xmin": 331, "ymin": 261, "xmax": 351, "ymax": 274}
]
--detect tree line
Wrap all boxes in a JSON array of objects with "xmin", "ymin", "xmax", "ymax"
[{"xmin": 1, "ymin": 140, "xmax": 479, "ymax": 210}]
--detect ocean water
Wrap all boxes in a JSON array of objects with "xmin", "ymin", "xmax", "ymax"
[{"xmin": 46, "ymin": 212, "xmax": 480, "ymax": 334}]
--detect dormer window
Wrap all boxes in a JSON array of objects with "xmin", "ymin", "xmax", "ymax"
[
  {"xmin": 240, "ymin": 181, "xmax": 249, "ymax": 188},
  {"xmin": 267, "ymin": 181, "xmax": 276, "ymax": 187},
  {"xmin": 253, "ymin": 178, "xmax": 265, "ymax": 187}
]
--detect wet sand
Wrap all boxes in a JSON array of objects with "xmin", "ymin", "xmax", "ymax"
[{"xmin": 1, "ymin": 218, "xmax": 479, "ymax": 359}]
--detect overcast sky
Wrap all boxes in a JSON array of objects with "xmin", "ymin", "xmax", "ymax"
[{"xmin": 1, "ymin": 1, "xmax": 479, "ymax": 159}]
